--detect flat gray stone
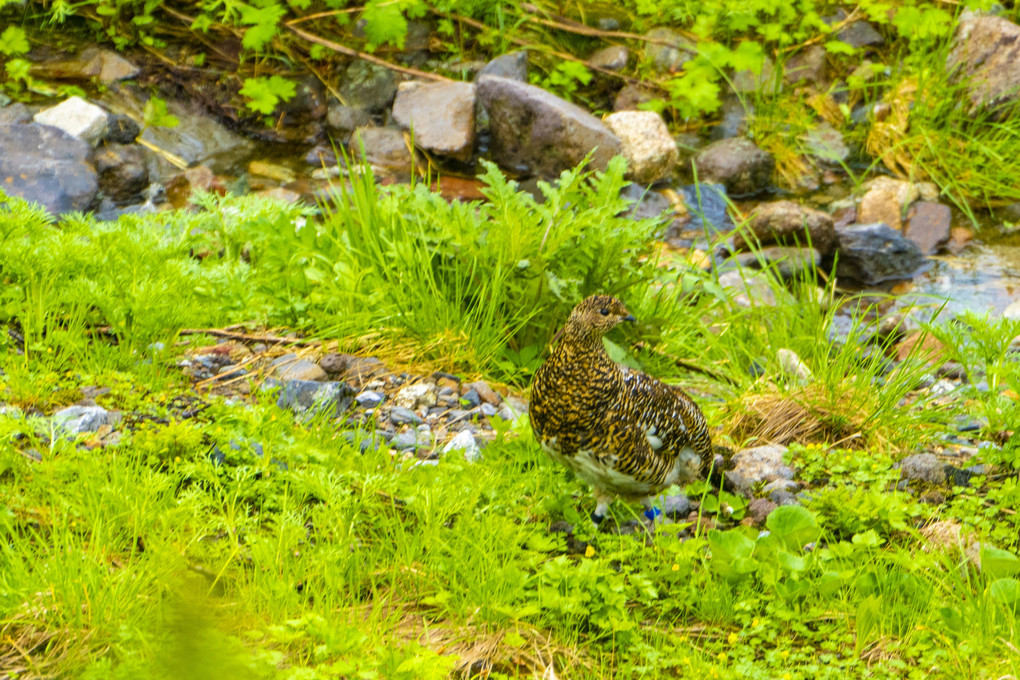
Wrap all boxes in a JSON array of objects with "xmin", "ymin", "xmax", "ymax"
[
  {"xmin": 476, "ymin": 75, "xmax": 622, "ymax": 178},
  {"xmin": 392, "ymin": 81, "xmax": 476, "ymax": 161},
  {"xmin": 270, "ymin": 379, "xmax": 354, "ymax": 418},
  {"xmin": 53, "ymin": 405, "xmax": 110, "ymax": 435},
  {"xmin": 834, "ymin": 222, "xmax": 928, "ymax": 284},
  {"xmin": 0, "ymin": 123, "xmax": 98, "ymax": 215},
  {"xmin": 949, "ymin": 11, "xmax": 1020, "ymax": 111}
]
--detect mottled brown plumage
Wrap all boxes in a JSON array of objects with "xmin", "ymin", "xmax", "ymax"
[{"xmin": 530, "ymin": 295, "xmax": 714, "ymax": 523}]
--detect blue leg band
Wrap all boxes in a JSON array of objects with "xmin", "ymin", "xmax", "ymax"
[{"xmin": 644, "ymin": 506, "xmax": 662, "ymax": 521}]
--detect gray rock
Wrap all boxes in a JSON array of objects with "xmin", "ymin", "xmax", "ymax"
[
  {"xmin": 733, "ymin": 200, "xmax": 837, "ymax": 255},
  {"xmin": 102, "ymin": 114, "xmax": 141, "ymax": 144},
  {"xmin": 443, "ymin": 430, "xmax": 481, "ymax": 461},
  {"xmin": 897, "ymin": 453, "xmax": 946, "ymax": 485},
  {"xmin": 351, "ymin": 126, "xmax": 415, "ymax": 173},
  {"xmin": 834, "ymin": 222, "xmax": 928, "ymax": 284},
  {"xmin": 0, "ymin": 102, "xmax": 32, "ymax": 125},
  {"xmin": 904, "ymin": 201, "xmax": 951, "ymax": 255},
  {"xmin": 662, "ymin": 494, "xmax": 691, "ymax": 518},
  {"xmin": 356, "ymin": 390, "xmax": 385, "ymax": 408},
  {"xmin": 0, "ymin": 123, "xmax": 98, "ymax": 215},
  {"xmin": 603, "ymin": 110, "xmax": 678, "ymax": 184},
  {"xmin": 725, "ymin": 444, "xmax": 794, "ymax": 496},
  {"xmin": 643, "ymin": 27, "xmax": 694, "ymax": 72},
  {"xmin": 858, "ymin": 176, "xmax": 938, "ymax": 230},
  {"xmin": 392, "ymin": 81, "xmax": 476, "ymax": 161},
  {"xmin": 784, "ymin": 45, "xmax": 828, "ymax": 85},
  {"xmin": 747, "ymin": 497, "xmax": 778, "ymax": 524},
  {"xmin": 802, "ymin": 122, "xmax": 850, "ymax": 165},
  {"xmin": 272, "ymin": 354, "xmax": 327, "ymax": 382},
  {"xmin": 477, "ymin": 51, "xmax": 528, "ymax": 81},
  {"xmin": 53, "ymin": 405, "xmax": 110, "ymax": 435},
  {"xmin": 389, "ymin": 406, "xmax": 424, "ymax": 426},
  {"xmin": 476, "ymin": 75, "xmax": 622, "ymax": 178},
  {"xmin": 498, "ymin": 396, "xmax": 528, "ymax": 424},
  {"xmin": 589, "ymin": 45, "xmax": 629, "ymax": 71},
  {"xmin": 950, "ymin": 10, "xmax": 1020, "ymax": 111},
  {"xmin": 460, "ymin": 388, "xmax": 481, "ymax": 408},
  {"xmin": 613, "ymin": 83, "xmax": 657, "ymax": 112},
  {"xmin": 94, "ymin": 143, "xmax": 149, "ymax": 201},
  {"xmin": 391, "ymin": 431, "xmax": 420, "ymax": 450},
  {"xmin": 838, "ymin": 21, "xmax": 884, "ymax": 48},
  {"xmin": 394, "ymin": 382, "xmax": 437, "ymax": 410},
  {"xmin": 732, "ymin": 55, "xmax": 777, "ymax": 94},
  {"xmin": 33, "ymin": 96, "xmax": 110, "ymax": 146},
  {"xmin": 0, "ymin": 405, "xmax": 23, "ymax": 419},
  {"xmin": 480, "ymin": 403, "xmax": 498, "ymax": 417},
  {"xmin": 736, "ymin": 246, "xmax": 821, "ymax": 280},
  {"xmin": 718, "ymin": 270, "xmax": 777, "ymax": 308},
  {"xmin": 271, "ymin": 379, "xmax": 354, "ymax": 418},
  {"xmin": 340, "ymin": 60, "xmax": 397, "ymax": 114},
  {"xmin": 693, "ymin": 137, "xmax": 774, "ymax": 197},
  {"xmin": 326, "ymin": 103, "xmax": 372, "ymax": 138},
  {"xmin": 37, "ymin": 46, "xmax": 140, "ymax": 83},
  {"xmin": 710, "ymin": 95, "xmax": 750, "ymax": 141},
  {"xmin": 777, "ymin": 348, "xmax": 812, "ymax": 383}
]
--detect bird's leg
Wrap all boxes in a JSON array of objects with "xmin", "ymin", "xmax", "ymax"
[
  {"xmin": 591, "ymin": 489, "xmax": 614, "ymax": 525},
  {"xmin": 641, "ymin": 496, "xmax": 662, "ymax": 523}
]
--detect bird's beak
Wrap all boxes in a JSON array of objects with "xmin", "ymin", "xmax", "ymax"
[{"xmin": 623, "ymin": 314, "xmax": 636, "ymax": 323}]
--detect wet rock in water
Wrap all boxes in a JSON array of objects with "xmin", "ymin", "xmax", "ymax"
[
  {"xmin": 272, "ymin": 354, "xmax": 327, "ymax": 382},
  {"xmin": 731, "ymin": 55, "xmax": 777, "ymax": 94},
  {"xmin": 733, "ymin": 200, "xmax": 837, "ymax": 255},
  {"xmin": 53, "ymin": 405, "xmax": 110, "ymax": 435},
  {"xmin": 735, "ymin": 246, "xmax": 821, "ymax": 280},
  {"xmin": 784, "ymin": 45, "xmax": 828, "ymax": 86},
  {"xmin": 678, "ymin": 183, "xmax": 733, "ymax": 233},
  {"xmin": 710, "ymin": 95, "xmax": 750, "ymax": 141},
  {"xmin": 589, "ymin": 45, "xmax": 629, "ymax": 71},
  {"xmin": 35, "ymin": 46, "xmax": 140, "ymax": 83},
  {"xmin": 622, "ymin": 184, "xmax": 673, "ymax": 223},
  {"xmin": 0, "ymin": 123, "xmax": 98, "ymax": 215},
  {"xmin": 443, "ymin": 430, "xmax": 481, "ymax": 461},
  {"xmin": 896, "ymin": 453, "xmax": 946, "ymax": 485},
  {"xmin": 725, "ymin": 444, "xmax": 794, "ymax": 496},
  {"xmin": 340, "ymin": 60, "xmax": 397, "ymax": 114},
  {"xmin": 392, "ymin": 81, "xmax": 476, "ymax": 161},
  {"xmin": 350, "ymin": 126, "xmax": 415, "ymax": 173},
  {"xmin": 903, "ymin": 201, "xmax": 952, "ymax": 255},
  {"xmin": 838, "ymin": 20, "xmax": 884, "ymax": 48},
  {"xmin": 270, "ymin": 379, "xmax": 355, "ymax": 418},
  {"xmin": 477, "ymin": 51, "xmax": 528, "ymax": 82},
  {"xmin": 747, "ymin": 498, "xmax": 778, "ymax": 525},
  {"xmin": 102, "ymin": 114, "xmax": 141, "ymax": 144},
  {"xmin": 613, "ymin": 83, "xmax": 657, "ymax": 112},
  {"xmin": 643, "ymin": 27, "xmax": 695, "ymax": 73},
  {"xmin": 693, "ymin": 137, "xmax": 774, "ymax": 197},
  {"xmin": 802, "ymin": 122, "xmax": 849, "ymax": 165},
  {"xmin": 476, "ymin": 75, "xmax": 622, "ymax": 177},
  {"xmin": 603, "ymin": 110, "xmax": 678, "ymax": 184},
  {"xmin": 948, "ymin": 10, "xmax": 1020, "ymax": 112},
  {"xmin": 718, "ymin": 270, "xmax": 777, "ymax": 308},
  {"xmin": 834, "ymin": 222, "xmax": 928, "ymax": 284},
  {"xmin": 94, "ymin": 143, "xmax": 149, "ymax": 201},
  {"xmin": 777, "ymin": 348, "xmax": 812, "ymax": 384},
  {"xmin": 394, "ymin": 383, "xmax": 437, "ymax": 410},
  {"xmin": 389, "ymin": 406, "xmax": 424, "ymax": 426},
  {"xmin": 33, "ymin": 96, "xmax": 110, "ymax": 146},
  {"xmin": 858, "ymin": 176, "xmax": 938, "ymax": 230}
]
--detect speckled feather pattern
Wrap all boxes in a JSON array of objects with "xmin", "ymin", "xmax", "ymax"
[{"xmin": 530, "ymin": 295, "xmax": 713, "ymax": 503}]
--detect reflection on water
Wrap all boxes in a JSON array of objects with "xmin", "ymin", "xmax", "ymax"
[{"xmin": 902, "ymin": 242, "xmax": 1020, "ymax": 317}]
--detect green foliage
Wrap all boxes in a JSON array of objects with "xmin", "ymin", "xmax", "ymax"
[
  {"xmin": 0, "ymin": 26, "xmax": 29, "ymax": 55},
  {"xmin": 239, "ymin": 74, "xmax": 297, "ymax": 114}
]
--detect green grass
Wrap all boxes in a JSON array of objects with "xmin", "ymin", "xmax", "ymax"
[{"xmin": 2, "ymin": 165, "xmax": 1020, "ymax": 677}]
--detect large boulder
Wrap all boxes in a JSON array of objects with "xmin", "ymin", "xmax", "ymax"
[
  {"xmin": 0, "ymin": 122, "xmax": 98, "ymax": 214},
  {"xmin": 476, "ymin": 75, "xmax": 622, "ymax": 178},
  {"xmin": 834, "ymin": 222, "xmax": 927, "ymax": 284},
  {"xmin": 733, "ymin": 200, "xmax": 837, "ymax": 255},
  {"xmin": 392, "ymin": 81, "xmax": 476, "ymax": 161},
  {"xmin": 693, "ymin": 138, "xmax": 774, "ymax": 197},
  {"xmin": 948, "ymin": 10, "xmax": 1020, "ymax": 112}
]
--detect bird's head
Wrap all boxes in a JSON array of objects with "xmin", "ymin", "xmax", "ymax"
[{"xmin": 565, "ymin": 294, "xmax": 636, "ymax": 336}]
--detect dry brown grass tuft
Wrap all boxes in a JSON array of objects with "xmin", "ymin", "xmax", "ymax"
[
  {"xmin": 724, "ymin": 383, "xmax": 868, "ymax": 449},
  {"xmin": 0, "ymin": 593, "xmax": 97, "ymax": 680}
]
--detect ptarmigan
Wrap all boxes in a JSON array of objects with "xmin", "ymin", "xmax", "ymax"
[{"xmin": 530, "ymin": 294, "xmax": 714, "ymax": 524}]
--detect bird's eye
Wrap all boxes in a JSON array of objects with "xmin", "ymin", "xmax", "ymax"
[{"xmin": 599, "ymin": 308, "xmax": 609, "ymax": 316}]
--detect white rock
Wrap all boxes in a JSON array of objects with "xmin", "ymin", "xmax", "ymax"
[
  {"xmin": 603, "ymin": 110, "xmax": 678, "ymax": 184},
  {"xmin": 394, "ymin": 382, "xmax": 437, "ymax": 410},
  {"xmin": 33, "ymin": 96, "xmax": 110, "ymax": 146},
  {"xmin": 777, "ymin": 348, "xmax": 812, "ymax": 383},
  {"xmin": 718, "ymin": 270, "xmax": 777, "ymax": 308},
  {"xmin": 1003, "ymin": 300, "xmax": 1020, "ymax": 321},
  {"xmin": 443, "ymin": 430, "xmax": 481, "ymax": 462}
]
